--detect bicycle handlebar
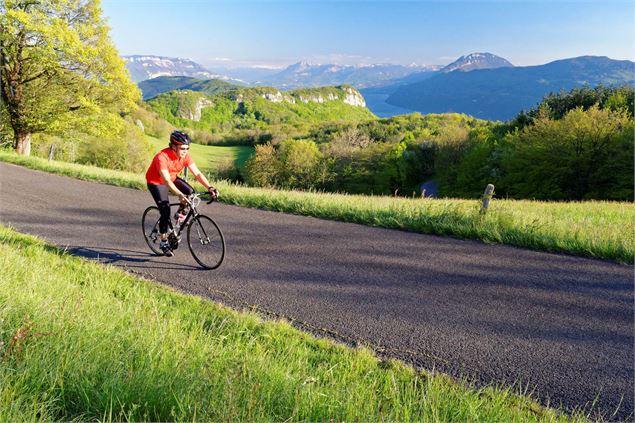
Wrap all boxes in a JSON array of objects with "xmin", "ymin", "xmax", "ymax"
[{"xmin": 187, "ymin": 191, "xmax": 217, "ymax": 206}]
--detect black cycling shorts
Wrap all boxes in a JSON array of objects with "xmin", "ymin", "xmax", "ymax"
[{"xmin": 147, "ymin": 177, "xmax": 194, "ymax": 233}]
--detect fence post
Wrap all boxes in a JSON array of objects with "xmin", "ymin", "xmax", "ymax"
[
  {"xmin": 48, "ymin": 145, "xmax": 55, "ymax": 161},
  {"xmin": 183, "ymin": 167, "xmax": 188, "ymax": 181},
  {"xmin": 480, "ymin": 184, "xmax": 495, "ymax": 214}
]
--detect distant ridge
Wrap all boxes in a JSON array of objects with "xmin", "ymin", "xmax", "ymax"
[
  {"xmin": 137, "ymin": 76, "xmax": 240, "ymax": 100},
  {"xmin": 386, "ymin": 55, "xmax": 635, "ymax": 120},
  {"xmin": 260, "ymin": 62, "xmax": 441, "ymax": 89}
]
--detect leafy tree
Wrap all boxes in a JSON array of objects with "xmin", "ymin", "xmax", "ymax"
[
  {"xmin": 278, "ymin": 139, "xmax": 323, "ymax": 189},
  {"xmin": 501, "ymin": 106, "xmax": 633, "ymax": 200},
  {"xmin": 432, "ymin": 124, "xmax": 471, "ymax": 195},
  {"xmin": 511, "ymin": 85, "xmax": 635, "ymax": 129},
  {"xmin": 0, "ymin": 0, "xmax": 140, "ymax": 155}
]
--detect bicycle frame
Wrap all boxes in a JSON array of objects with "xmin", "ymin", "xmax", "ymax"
[{"xmin": 168, "ymin": 192, "xmax": 209, "ymax": 238}]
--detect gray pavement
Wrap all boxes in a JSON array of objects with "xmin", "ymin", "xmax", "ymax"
[{"xmin": 0, "ymin": 162, "xmax": 633, "ymax": 420}]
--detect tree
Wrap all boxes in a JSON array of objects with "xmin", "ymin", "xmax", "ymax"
[
  {"xmin": 278, "ymin": 139, "xmax": 323, "ymax": 189},
  {"xmin": 0, "ymin": 0, "xmax": 140, "ymax": 155},
  {"xmin": 501, "ymin": 106, "xmax": 633, "ymax": 200}
]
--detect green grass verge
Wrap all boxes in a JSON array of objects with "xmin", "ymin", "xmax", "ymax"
[
  {"xmin": 146, "ymin": 135, "xmax": 253, "ymax": 172},
  {"xmin": 1, "ymin": 150, "xmax": 632, "ymax": 263},
  {"xmin": 0, "ymin": 225, "xmax": 581, "ymax": 421}
]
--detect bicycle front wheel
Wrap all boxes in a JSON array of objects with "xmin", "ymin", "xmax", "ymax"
[
  {"xmin": 142, "ymin": 206, "xmax": 163, "ymax": 255},
  {"xmin": 187, "ymin": 215, "xmax": 225, "ymax": 269}
]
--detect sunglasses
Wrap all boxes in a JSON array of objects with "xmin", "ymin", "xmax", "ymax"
[{"xmin": 178, "ymin": 146, "xmax": 189, "ymax": 151}]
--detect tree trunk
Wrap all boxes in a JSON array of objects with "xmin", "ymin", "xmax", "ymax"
[{"xmin": 14, "ymin": 131, "xmax": 31, "ymax": 156}]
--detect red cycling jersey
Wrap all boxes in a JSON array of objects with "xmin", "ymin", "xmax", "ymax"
[{"xmin": 145, "ymin": 148, "xmax": 193, "ymax": 185}]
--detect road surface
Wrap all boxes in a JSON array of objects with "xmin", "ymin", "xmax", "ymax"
[{"xmin": 1, "ymin": 162, "xmax": 633, "ymax": 419}]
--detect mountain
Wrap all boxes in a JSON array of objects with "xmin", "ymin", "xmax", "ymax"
[
  {"xmin": 137, "ymin": 76, "xmax": 240, "ymax": 100},
  {"xmin": 359, "ymin": 53, "xmax": 509, "ymax": 117},
  {"xmin": 146, "ymin": 85, "xmax": 375, "ymax": 138},
  {"xmin": 205, "ymin": 66, "xmax": 283, "ymax": 84},
  {"xmin": 123, "ymin": 55, "xmax": 243, "ymax": 83},
  {"xmin": 441, "ymin": 52, "xmax": 514, "ymax": 73},
  {"xmin": 260, "ymin": 62, "xmax": 439, "ymax": 89},
  {"xmin": 386, "ymin": 56, "xmax": 635, "ymax": 121}
]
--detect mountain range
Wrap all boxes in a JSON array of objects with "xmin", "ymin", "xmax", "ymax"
[
  {"xmin": 255, "ymin": 62, "xmax": 441, "ymax": 89},
  {"xmin": 126, "ymin": 53, "xmax": 635, "ymax": 121},
  {"xmin": 386, "ymin": 55, "xmax": 635, "ymax": 120},
  {"xmin": 123, "ymin": 55, "xmax": 244, "ymax": 84}
]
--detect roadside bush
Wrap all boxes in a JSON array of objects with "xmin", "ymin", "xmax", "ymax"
[
  {"xmin": 244, "ymin": 143, "xmax": 282, "ymax": 187},
  {"xmin": 208, "ymin": 158, "xmax": 243, "ymax": 183},
  {"xmin": 76, "ymin": 124, "xmax": 153, "ymax": 173}
]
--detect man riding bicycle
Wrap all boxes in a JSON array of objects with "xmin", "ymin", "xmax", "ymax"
[{"xmin": 145, "ymin": 130, "xmax": 218, "ymax": 256}]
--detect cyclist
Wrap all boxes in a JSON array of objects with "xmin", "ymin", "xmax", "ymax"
[{"xmin": 145, "ymin": 130, "xmax": 218, "ymax": 256}]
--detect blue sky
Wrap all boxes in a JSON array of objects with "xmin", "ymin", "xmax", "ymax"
[{"xmin": 102, "ymin": 0, "xmax": 634, "ymax": 68}]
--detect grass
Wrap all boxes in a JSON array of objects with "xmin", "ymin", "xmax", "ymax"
[
  {"xmin": 146, "ymin": 134, "xmax": 254, "ymax": 172},
  {"xmin": 0, "ymin": 225, "xmax": 583, "ymax": 421},
  {"xmin": 1, "ymin": 150, "xmax": 632, "ymax": 263}
]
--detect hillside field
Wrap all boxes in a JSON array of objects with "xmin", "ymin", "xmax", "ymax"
[{"xmin": 146, "ymin": 135, "xmax": 253, "ymax": 173}]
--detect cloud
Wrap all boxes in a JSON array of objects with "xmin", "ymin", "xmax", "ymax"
[
  {"xmin": 300, "ymin": 53, "xmax": 375, "ymax": 66},
  {"xmin": 250, "ymin": 64, "xmax": 286, "ymax": 69}
]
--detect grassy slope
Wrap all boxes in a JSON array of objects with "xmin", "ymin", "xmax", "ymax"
[
  {"xmin": 146, "ymin": 135, "xmax": 253, "ymax": 172},
  {"xmin": 0, "ymin": 225, "xmax": 579, "ymax": 421},
  {"xmin": 0, "ymin": 151, "xmax": 632, "ymax": 263},
  {"xmin": 147, "ymin": 86, "xmax": 376, "ymax": 131}
]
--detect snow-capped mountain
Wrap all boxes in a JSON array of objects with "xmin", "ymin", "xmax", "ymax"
[
  {"xmin": 123, "ymin": 55, "xmax": 243, "ymax": 83},
  {"xmin": 441, "ymin": 53, "xmax": 514, "ymax": 73},
  {"xmin": 261, "ymin": 62, "xmax": 441, "ymax": 89}
]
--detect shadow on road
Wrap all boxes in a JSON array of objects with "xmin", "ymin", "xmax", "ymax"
[{"xmin": 65, "ymin": 245, "xmax": 201, "ymax": 270}]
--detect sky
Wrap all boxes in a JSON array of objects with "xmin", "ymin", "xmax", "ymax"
[{"xmin": 101, "ymin": 0, "xmax": 634, "ymax": 69}]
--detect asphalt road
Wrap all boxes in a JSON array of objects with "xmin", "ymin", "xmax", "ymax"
[{"xmin": 1, "ymin": 162, "xmax": 633, "ymax": 420}]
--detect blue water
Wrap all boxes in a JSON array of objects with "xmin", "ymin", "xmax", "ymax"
[{"xmin": 363, "ymin": 92, "xmax": 416, "ymax": 117}]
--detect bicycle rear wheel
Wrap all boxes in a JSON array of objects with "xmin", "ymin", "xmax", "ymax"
[
  {"xmin": 142, "ymin": 206, "xmax": 163, "ymax": 255},
  {"xmin": 187, "ymin": 214, "xmax": 225, "ymax": 269}
]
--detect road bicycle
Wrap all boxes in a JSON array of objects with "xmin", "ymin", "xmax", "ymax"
[{"xmin": 142, "ymin": 192, "xmax": 225, "ymax": 269}]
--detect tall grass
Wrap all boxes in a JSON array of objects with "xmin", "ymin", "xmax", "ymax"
[
  {"xmin": 0, "ymin": 225, "xmax": 581, "ymax": 421},
  {"xmin": 1, "ymin": 150, "xmax": 632, "ymax": 263}
]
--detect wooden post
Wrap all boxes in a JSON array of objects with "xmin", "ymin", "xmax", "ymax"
[
  {"xmin": 481, "ymin": 184, "xmax": 495, "ymax": 214},
  {"xmin": 48, "ymin": 145, "xmax": 55, "ymax": 161}
]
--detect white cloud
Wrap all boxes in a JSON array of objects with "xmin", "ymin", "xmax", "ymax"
[
  {"xmin": 300, "ymin": 53, "xmax": 375, "ymax": 66},
  {"xmin": 250, "ymin": 64, "xmax": 286, "ymax": 69}
]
